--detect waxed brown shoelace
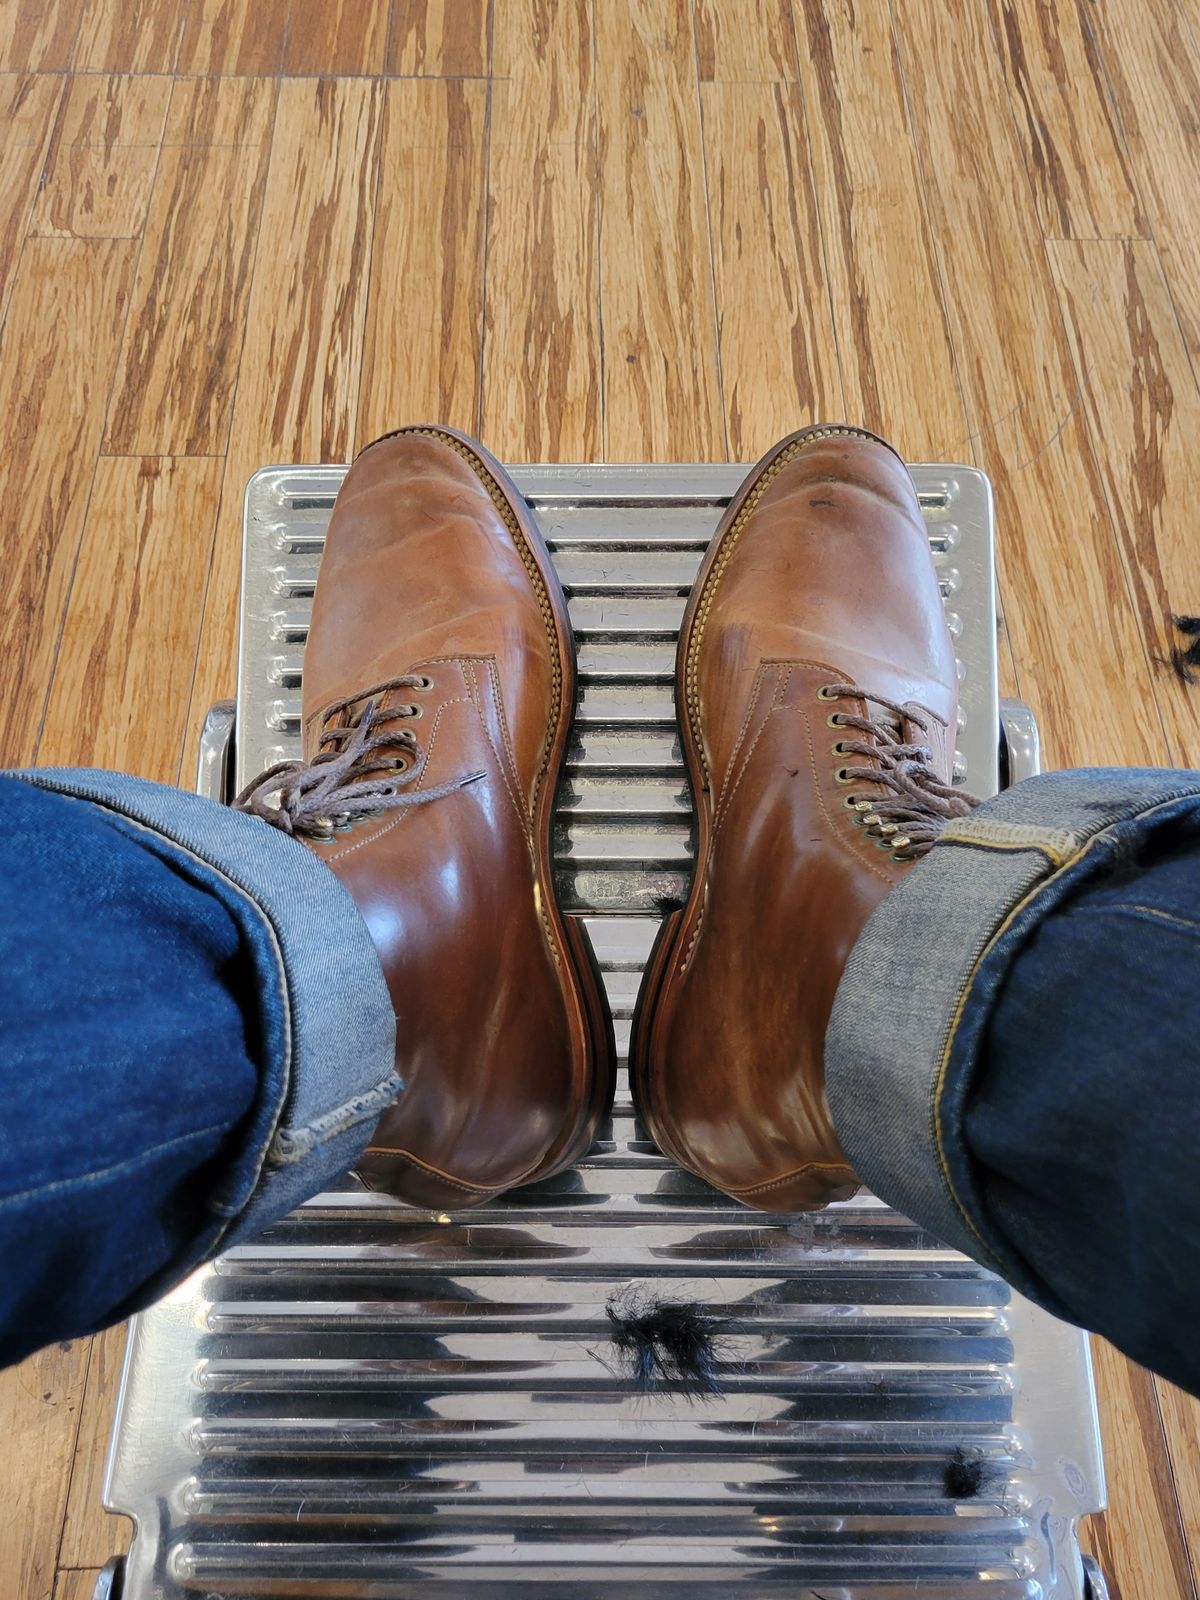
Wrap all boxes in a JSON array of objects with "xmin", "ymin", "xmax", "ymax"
[
  {"xmin": 234, "ymin": 674, "xmax": 483, "ymax": 841},
  {"xmin": 823, "ymin": 682, "xmax": 979, "ymax": 860}
]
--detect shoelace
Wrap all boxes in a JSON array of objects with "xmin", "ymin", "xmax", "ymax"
[
  {"xmin": 234, "ymin": 674, "xmax": 483, "ymax": 841},
  {"xmin": 823, "ymin": 682, "xmax": 979, "ymax": 860}
]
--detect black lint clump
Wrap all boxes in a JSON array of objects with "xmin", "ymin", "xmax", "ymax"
[
  {"xmin": 605, "ymin": 1288, "xmax": 729, "ymax": 1398},
  {"xmin": 943, "ymin": 1444, "xmax": 1005, "ymax": 1500}
]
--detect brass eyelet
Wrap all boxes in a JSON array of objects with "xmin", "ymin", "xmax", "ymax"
[
  {"xmin": 835, "ymin": 767, "xmax": 852, "ymax": 783},
  {"xmin": 831, "ymin": 741, "xmax": 849, "ymax": 756},
  {"xmin": 843, "ymin": 794, "xmax": 863, "ymax": 811},
  {"xmin": 826, "ymin": 712, "xmax": 844, "ymax": 729},
  {"xmin": 413, "ymin": 675, "xmax": 434, "ymax": 691},
  {"xmin": 817, "ymin": 685, "xmax": 839, "ymax": 701},
  {"xmin": 404, "ymin": 703, "xmax": 424, "ymax": 720}
]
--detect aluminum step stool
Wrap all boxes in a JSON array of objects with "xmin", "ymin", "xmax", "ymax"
[{"xmin": 94, "ymin": 461, "xmax": 1110, "ymax": 1600}]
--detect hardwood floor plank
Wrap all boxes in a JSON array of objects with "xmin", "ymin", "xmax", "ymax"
[
  {"xmin": 57, "ymin": 1326, "xmax": 133, "ymax": 1571},
  {"xmin": 892, "ymin": 0, "xmax": 1165, "ymax": 772},
  {"xmin": 38, "ymin": 457, "xmax": 223, "ymax": 776},
  {"xmin": 75, "ymin": 0, "xmax": 188, "ymax": 73},
  {"xmin": 483, "ymin": 0, "xmax": 601, "ymax": 458},
  {"xmin": 30, "ymin": 73, "xmax": 172, "ymax": 241},
  {"xmin": 791, "ymin": 0, "xmax": 967, "ymax": 461},
  {"xmin": 700, "ymin": 80, "xmax": 841, "ymax": 458},
  {"xmin": 1160, "ymin": 1380, "xmax": 1200, "ymax": 1594},
  {"xmin": 989, "ymin": 0, "xmax": 1145, "ymax": 241},
  {"xmin": 1091, "ymin": 0, "xmax": 1200, "ymax": 376},
  {"xmin": 55, "ymin": 1573, "xmax": 105, "ymax": 1600},
  {"xmin": 388, "ymin": 0, "xmax": 491, "ymax": 76},
  {"xmin": 0, "ymin": 75, "xmax": 63, "ymax": 327},
  {"xmin": 358, "ymin": 79, "xmax": 486, "ymax": 446},
  {"xmin": 1048, "ymin": 238, "xmax": 1200, "ymax": 768},
  {"xmin": 177, "ymin": 0, "xmax": 289, "ymax": 74},
  {"xmin": 596, "ymin": 0, "xmax": 723, "ymax": 461},
  {"xmin": 226, "ymin": 77, "xmax": 382, "ymax": 464},
  {"xmin": 185, "ymin": 76, "xmax": 382, "ymax": 776},
  {"xmin": 695, "ymin": 0, "xmax": 797, "ymax": 82},
  {"xmin": 0, "ymin": 0, "xmax": 80, "ymax": 71},
  {"xmin": 104, "ymin": 77, "xmax": 276, "ymax": 456},
  {"xmin": 0, "ymin": 236, "xmax": 135, "ymax": 768},
  {"xmin": 284, "ymin": 0, "xmax": 390, "ymax": 75},
  {"xmin": 0, "ymin": 1340, "xmax": 90, "ymax": 1600},
  {"xmin": 1089, "ymin": 1340, "xmax": 1197, "ymax": 1600}
]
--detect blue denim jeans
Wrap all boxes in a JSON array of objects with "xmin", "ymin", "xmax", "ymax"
[
  {"xmin": 828, "ymin": 767, "xmax": 1200, "ymax": 1396},
  {"xmin": 0, "ymin": 769, "xmax": 398, "ymax": 1368},
  {"xmin": 2, "ymin": 765, "xmax": 1199, "ymax": 1396}
]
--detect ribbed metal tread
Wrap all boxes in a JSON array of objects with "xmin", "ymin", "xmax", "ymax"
[{"xmin": 102, "ymin": 463, "xmax": 1103, "ymax": 1600}]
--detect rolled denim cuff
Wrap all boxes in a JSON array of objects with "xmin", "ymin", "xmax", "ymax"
[
  {"xmin": 826, "ymin": 768, "xmax": 1200, "ymax": 1284},
  {"xmin": 14, "ymin": 769, "xmax": 398, "ymax": 1258}
]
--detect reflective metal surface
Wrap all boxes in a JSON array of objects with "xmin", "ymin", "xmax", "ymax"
[
  {"xmin": 103, "ymin": 463, "xmax": 1106, "ymax": 1598},
  {"xmin": 1000, "ymin": 696, "xmax": 1043, "ymax": 789},
  {"xmin": 195, "ymin": 700, "xmax": 235, "ymax": 802}
]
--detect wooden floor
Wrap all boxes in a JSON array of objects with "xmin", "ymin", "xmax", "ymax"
[{"xmin": 1, "ymin": 0, "xmax": 1199, "ymax": 1595}]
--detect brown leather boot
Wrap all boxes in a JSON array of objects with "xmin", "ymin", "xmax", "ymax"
[
  {"xmin": 237, "ymin": 426, "xmax": 614, "ymax": 1209},
  {"xmin": 631, "ymin": 424, "xmax": 975, "ymax": 1212}
]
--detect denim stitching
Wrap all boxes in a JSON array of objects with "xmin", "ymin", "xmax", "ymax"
[{"xmin": 270, "ymin": 1072, "xmax": 402, "ymax": 1162}]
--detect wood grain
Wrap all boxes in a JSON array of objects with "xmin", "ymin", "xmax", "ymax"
[
  {"xmin": 0, "ymin": 0, "xmax": 80, "ymax": 71},
  {"xmin": 55, "ymin": 1573, "xmax": 106, "ymax": 1600},
  {"xmin": 700, "ymin": 80, "xmax": 841, "ymax": 457},
  {"xmin": 792, "ymin": 0, "xmax": 967, "ymax": 461},
  {"xmin": 104, "ymin": 77, "xmax": 276, "ymax": 456},
  {"xmin": 1160, "ymin": 1381, "xmax": 1200, "ymax": 1593},
  {"xmin": 0, "ymin": 236, "xmax": 135, "ymax": 768},
  {"xmin": 1048, "ymin": 238, "xmax": 1200, "ymax": 768},
  {"xmin": 38, "ymin": 457, "xmax": 223, "ymax": 776},
  {"xmin": 75, "ymin": 0, "xmax": 187, "ymax": 73},
  {"xmin": 57, "ymin": 1326, "xmax": 133, "ymax": 1571},
  {"xmin": 185, "ymin": 76, "xmax": 382, "ymax": 772},
  {"xmin": 177, "ymin": 0, "xmax": 289, "ymax": 74},
  {"xmin": 0, "ymin": 74, "xmax": 63, "ymax": 326},
  {"xmin": 358, "ymin": 79, "xmax": 486, "ymax": 446},
  {"xmin": 483, "ymin": 0, "xmax": 601, "ymax": 458},
  {"xmin": 989, "ymin": 0, "xmax": 1145, "ymax": 241},
  {"xmin": 893, "ymin": 0, "xmax": 1165, "ymax": 773},
  {"xmin": 222, "ymin": 78, "xmax": 382, "ymax": 467},
  {"xmin": 284, "ymin": 0, "xmax": 390, "ymax": 75},
  {"xmin": 1088, "ymin": 1339, "xmax": 1196, "ymax": 1600},
  {"xmin": 596, "ymin": 0, "xmax": 723, "ymax": 461},
  {"xmin": 0, "ymin": 1340, "xmax": 90, "ymax": 1600},
  {"xmin": 1091, "ymin": 0, "xmax": 1200, "ymax": 372},
  {"xmin": 694, "ymin": 0, "xmax": 796, "ymax": 82},
  {"xmin": 30, "ymin": 73, "xmax": 171, "ymax": 241},
  {"xmin": 388, "ymin": 0, "xmax": 491, "ymax": 76}
]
